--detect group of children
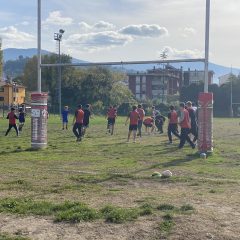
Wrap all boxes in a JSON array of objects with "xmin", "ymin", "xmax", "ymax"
[
  {"xmin": 5, "ymin": 101, "xmax": 198, "ymax": 149},
  {"xmin": 105, "ymin": 102, "xmax": 198, "ymax": 149}
]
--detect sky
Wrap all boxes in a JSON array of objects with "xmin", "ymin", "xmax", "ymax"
[{"xmin": 0, "ymin": 0, "xmax": 239, "ymax": 68}]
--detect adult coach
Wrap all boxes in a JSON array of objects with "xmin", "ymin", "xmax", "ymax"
[
  {"xmin": 106, "ymin": 105, "xmax": 117, "ymax": 135},
  {"xmin": 178, "ymin": 103, "xmax": 195, "ymax": 149},
  {"xmin": 72, "ymin": 104, "xmax": 84, "ymax": 142}
]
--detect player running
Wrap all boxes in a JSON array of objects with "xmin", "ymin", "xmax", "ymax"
[
  {"xmin": 106, "ymin": 105, "xmax": 117, "ymax": 135},
  {"xmin": 155, "ymin": 112, "xmax": 166, "ymax": 134},
  {"xmin": 5, "ymin": 107, "xmax": 19, "ymax": 136},
  {"xmin": 72, "ymin": 104, "xmax": 84, "ymax": 142},
  {"xmin": 186, "ymin": 101, "xmax": 198, "ymax": 143},
  {"xmin": 83, "ymin": 104, "xmax": 92, "ymax": 136},
  {"xmin": 18, "ymin": 107, "xmax": 26, "ymax": 132},
  {"xmin": 167, "ymin": 105, "xmax": 180, "ymax": 144},
  {"xmin": 178, "ymin": 103, "xmax": 195, "ymax": 149},
  {"xmin": 125, "ymin": 105, "xmax": 140, "ymax": 143}
]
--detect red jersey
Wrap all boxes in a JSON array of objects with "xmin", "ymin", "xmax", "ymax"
[
  {"xmin": 179, "ymin": 109, "xmax": 191, "ymax": 129},
  {"xmin": 137, "ymin": 108, "xmax": 145, "ymax": 121},
  {"xmin": 7, "ymin": 112, "xmax": 18, "ymax": 125},
  {"xmin": 169, "ymin": 110, "xmax": 178, "ymax": 124},
  {"xmin": 143, "ymin": 117, "xmax": 153, "ymax": 125},
  {"xmin": 129, "ymin": 110, "xmax": 140, "ymax": 125},
  {"xmin": 75, "ymin": 109, "xmax": 84, "ymax": 124},
  {"xmin": 107, "ymin": 108, "xmax": 117, "ymax": 119}
]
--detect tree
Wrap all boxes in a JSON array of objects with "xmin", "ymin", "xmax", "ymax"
[{"xmin": 22, "ymin": 55, "xmax": 134, "ymax": 114}]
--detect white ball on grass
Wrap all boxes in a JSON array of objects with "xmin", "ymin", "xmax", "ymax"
[
  {"xmin": 161, "ymin": 170, "xmax": 172, "ymax": 178},
  {"xmin": 200, "ymin": 153, "xmax": 207, "ymax": 159}
]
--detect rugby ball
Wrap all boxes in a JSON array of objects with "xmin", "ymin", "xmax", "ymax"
[
  {"xmin": 161, "ymin": 170, "xmax": 172, "ymax": 178},
  {"xmin": 200, "ymin": 153, "xmax": 207, "ymax": 159}
]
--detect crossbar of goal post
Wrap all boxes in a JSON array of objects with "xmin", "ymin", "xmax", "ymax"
[{"xmin": 40, "ymin": 58, "xmax": 205, "ymax": 68}]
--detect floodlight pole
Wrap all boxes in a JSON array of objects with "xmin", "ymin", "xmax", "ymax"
[{"xmin": 204, "ymin": 0, "xmax": 210, "ymax": 92}]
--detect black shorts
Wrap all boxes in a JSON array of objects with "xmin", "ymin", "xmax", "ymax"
[
  {"xmin": 129, "ymin": 124, "xmax": 138, "ymax": 131},
  {"xmin": 108, "ymin": 118, "xmax": 115, "ymax": 125}
]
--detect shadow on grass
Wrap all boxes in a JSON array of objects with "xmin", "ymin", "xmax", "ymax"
[{"xmin": 162, "ymin": 152, "xmax": 199, "ymax": 167}]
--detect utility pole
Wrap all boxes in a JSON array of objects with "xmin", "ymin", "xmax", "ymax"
[
  {"xmin": 230, "ymin": 66, "xmax": 233, "ymax": 117},
  {"xmin": 54, "ymin": 29, "xmax": 65, "ymax": 116}
]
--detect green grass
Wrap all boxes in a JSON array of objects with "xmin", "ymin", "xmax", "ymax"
[
  {"xmin": 0, "ymin": 116, "xmax": 240, "ymax": 237},
  {"xmin": 157, "ymin": 204, "xmax": 176, "ymax": 211},
  {"xmin": 101, "ymin": 205, "xmax": 140, "ymax": 223},
  {"xmin": 158, "ymin": 220, "xmax": 175, "ymax": 234},
  {"xmin": 0, "ymin": 234, "xmax": 30, "ymax": 240}
]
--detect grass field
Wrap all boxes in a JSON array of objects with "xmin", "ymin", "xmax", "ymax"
[{"xmin": 0, "ymin": 116, "xmax": 240, "ymax": 240}]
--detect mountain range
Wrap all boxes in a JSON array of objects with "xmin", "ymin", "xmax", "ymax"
[{"xmin": 3, "ymin": 48, "xmax": 240, "ymax": 84}]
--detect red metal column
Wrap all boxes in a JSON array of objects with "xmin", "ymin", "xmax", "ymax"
[
  {"xmin": 31, "ymin": 92, "xmax": 48, "ymax": 149},
  {"xmin": 198, "ymin": 92, "xmax": 213, "ymax": 153}
]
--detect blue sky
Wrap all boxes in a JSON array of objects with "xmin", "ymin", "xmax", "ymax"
[{"xmin": 0, "ymin": 0, "xmax": 239, "ymax": 68}]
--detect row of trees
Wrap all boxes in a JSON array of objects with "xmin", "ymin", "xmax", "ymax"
[
  {"xmin": 19, "ymin": 54, "xmax": 136, "ymax": 114},
  {"xmin": 180, "ymin": 74, "xmax": 240, "ymax": 117}
]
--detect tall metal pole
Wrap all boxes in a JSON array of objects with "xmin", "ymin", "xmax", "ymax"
[
  {"xmin": 37, "ymin": 0, "xmax": 41, "ymax": 93},
  {"xmin": 58, "ymin": 40, "xmax": 62, "ymax": 116},
  {"xmin": 230, "ymin": 66, "xmax": 233, "ymax": 117},
  {"xmin": 204, "ymin": 0, "xmax": 210, "ymax": 93}
]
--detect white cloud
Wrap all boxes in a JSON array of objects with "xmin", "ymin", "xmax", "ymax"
[
  {"xmin": 180, "ymin": 27, "xmax": 197, "ymax": 38},
  {"xmin": 65, "ymin": 31, "xmax": 133, "ymax": 51},
  {"xmin": 119, "ymin": 24, "xmax": 168, "ymax": 37},
  {"xmin": 0, "ymin": 26, "xmax": 35, "ymax": 47},
  {"xmin": 78, "ymin": 22, "xmax": 92, "ymax": 32},
  {"xmin": 44, "ymin": 11, "xmax": 73, "ymax": 26},
  {"xmin": 160, "ymin": 46, "xmax": 204, "ymax": 59},
  {"xmin": 79, "ymin": 21, "xmax": 115, "ymax": 32},
  {"xmin": 93, "ymin": 21, "xmax": 115, "ymax": 30}
]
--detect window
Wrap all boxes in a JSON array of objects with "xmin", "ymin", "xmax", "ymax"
[
  {"xmin": 0, "ymin": 87, "xmax": 4, "ymax": 92},
  {"xmin": 136, "ymin": 94, "xmax": 141, "ymax": 99},
  {"xmin": 0, "ymin": 97, "xmax": 4, "ymax": 101},
  {"xmin": 13, "ymin": 97, "xmax": 16, "ymax": 102},
  {"xmin": 136, "ymin": 85, "xmax": 140, "ymax": 93},
  {"xmin": 136, "ymin": 76, "xmax": 140, "ymax": 84}
]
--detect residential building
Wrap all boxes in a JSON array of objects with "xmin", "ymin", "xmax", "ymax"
[
  {"xmin": 128, "ymin": 65, "xmax": 214, "ymax": 100},
  {"xmin": 128, "ymin": 65, "xmax": 183, "ymax": 101},
  {"xmin": 0, "ymin": 82, "xmax": 26, "ymax": 106},
  {"xmin": 183, "ymin": 69, "xmax": 214, "ymax": 86}
]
